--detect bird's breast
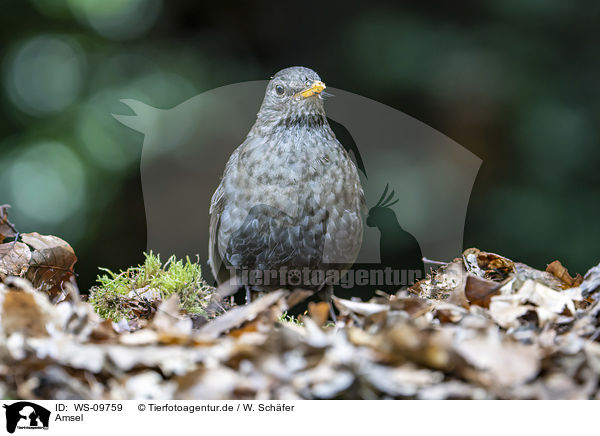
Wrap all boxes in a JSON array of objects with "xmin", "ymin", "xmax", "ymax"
[
  {"xmin": 218, "ymin": 129, "xmax": 363, "ymax": 271},
  {"xmin": 236, "ymin": 135, "xmax": 340, "ymax": 208}
]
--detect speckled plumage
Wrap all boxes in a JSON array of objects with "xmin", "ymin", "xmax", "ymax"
[{"xmin": 209, "ymin": 67, "xmax": 365, "ymax": 290}]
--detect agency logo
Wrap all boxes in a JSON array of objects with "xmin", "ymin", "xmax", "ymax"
[
  {"xmin": 2, "ymin": 402, "xmax": 50, "ymax": 433},
  {"xmin": 114, "ymin": 73, "xmax": 481, "ymax": 299}
]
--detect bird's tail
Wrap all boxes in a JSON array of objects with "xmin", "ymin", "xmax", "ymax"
[{"xmin": 112, "ymin": 99, "xmax": 160, "ymax": 135}]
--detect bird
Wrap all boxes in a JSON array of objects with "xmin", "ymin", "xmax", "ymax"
[
  {"xmin": 365, "ymin": 184, "xmax": 424, "ymax": 288},
  {"xmin": 209, "ymin": 66, "xmax": 365, "ymax": 308}
]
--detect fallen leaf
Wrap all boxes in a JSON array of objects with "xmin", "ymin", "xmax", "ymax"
[
  {"xmin": 518, "ymin": 280, "xmax": 575, "ymax": 316},
  {"xmin": 489, "ymin": 279, "xmax": 578, "ymax": 328},
  {"xmin": 151, "ymin": 295, "xmax": 193, "ymax": 343},
  {"xmin": 488, "ymin": 295, "xmax": 531, "ymax": 328},
  {"xmin": 333, "ymin": 297, "xmax": 389, "ymax": 317},
  {"xmin": 21, "ymin": 232, "xmax": 77, "ymax": 298},
  {"xmin": 0, "ymin": 205, "xmax": 17, "ymax": 244},
  {"xmin": 228, "ymin": 319, "xmax": 261, "ymax": 338},
  {"xmin": 308, "ymin": 301, "xmax": 330, "ymax": 327},
  {"xmin": 410, "ymin": 259, "xmax": 467, "ymax": 307},
  {"xmin": 454, "ymin": 331, "xmax": 541, "ymax": 387},
  {"xmin": 389, "ymin": 296, "xmax": 430, "ymax": 318},
  {"xmin": 465, "ymin": 274, "xmax": 501, "ymax": 308},
  {"xmin": 546, "ymin": 260, "xmax": 583, "ymax": 288},
  {"xmin": 0, "ymin": 242, "xmax": 31, "ymax": 280},
  {"xmin": 362, "ymin": 363, "xmax": 443, "ymax": 397},
  {"xmin": 462, "ymin": 247, "xmax": 514, "ymax": 281},
  {"xmin": 435, "ymin": 309, "xmax": 461, "ymax": 323},
  {"xmin": 1, "ymin": 243, "xmax": 599, "ymax": 400},
  {"xmin": 1, "ymin": 291, "xmax": 48, "ymax": 337},
  {"xmin": 197, "ymin": 290, "xmax": 286, "ymax": 339},
  {"xmin": 580, "ymin": 261, "xmax": 600, "ymax": 298},
  {"xmin": 514, "ymin": 262, "xmax": 564, "ymax": 290},
  {"xmin": 89, "ymin": 319, "xmax": 118, "ymax": 342}
]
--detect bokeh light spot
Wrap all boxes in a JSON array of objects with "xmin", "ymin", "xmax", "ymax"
[
  {"xmin": 67, "ymin": 0, "xmax": 162, "ymax": 40},
  {"xmin": 5, "ymin": 35, "xmax": 85, "ymax": 116},
  {"xmin": 78, "ymin": 90, "xmax": 142, "ymax": 171},
  {"xmin": 7, "ymin": 141, "xmax": 87, "ymax": 226}
]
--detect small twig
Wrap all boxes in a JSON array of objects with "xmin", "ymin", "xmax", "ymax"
[{"xmin": 422, "ymin": 257, "xmax": 447, "ymax": 266}]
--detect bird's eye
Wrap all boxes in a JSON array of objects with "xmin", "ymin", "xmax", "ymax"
[
  {"xmin": 275, "ymin": 85, "xmax": 285, "ymax": 96},
  {"xmin": 305, "ymin": 79, "xmax": 312, "ymax": 87}
]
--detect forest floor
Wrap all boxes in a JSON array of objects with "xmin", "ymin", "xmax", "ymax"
[{"xmin": 1, "ymin": 204, "xmax": 600, "ymax": 399}]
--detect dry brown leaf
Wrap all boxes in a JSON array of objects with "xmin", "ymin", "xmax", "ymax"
[
  {"xmin": 333, "ymin": 297, "xmax": 389, "ymax": 317},
  {"xmin": 444, "ymin": 262, "xmax": 469, "ymax": 308},
  {"xmin": 228, "ymin": 319, "xmax": 260, "ymax": 338},
  {"xmin": 89, "ymin": 319, "xmax": 118, "ymax": 342},
  {"xmin": 0, "ymin": 242, "xmax": 31, "ymax": 280},
  {"xmin": 454, "ymin": 332, "xmax": 541, "ymax": 387},
  {"xmin": 363, "ymin": 363, "xmax": 443, "ymax": 397},
  {"xmin": 411, "ymin": 259, "xmax": 467, "ymax": 307},
  {"xmin": 489, "ymin": 279, "xmax": 579, "ymax": 328},
  {"xmin": 435, "ymin": 309, "xmax": 462, "ymax": 323},
  {"xmin": 462, "ymin": 247, "xmax": 514, "ymax": 281},
  {"xmin": 0, "ymin": 205, "xmax": 17, "ymax": 244},
  {"xmin": 514, "ymin": 262, "xmax": 564, "ymax": 290},
  {"xmin": 546, "ymin": 260, "xmax": 583, "ymax": 288},
  {"xmin": 197, "ymin": 290, "xmax": 286, "ymax": 339},
  {"xmin": 2, "ymin": 243, "xmax": 600, "ymax": 400},
  {"xmin": 21, "ymin": 232, "xmax": 77, "ymax": 298},
  {"xmin": 152, "ymin": 295, "xmax": 193, "ymax": 344},
  {"xmin": 373, "ymin": 324, "xmax": 454, "ymax": 370},
  {"xmin": 1, "ymin": 290, "xmax": 48, "ymax": 337},
  {"xmin": 308, "ymin": 301, "xmax": 330, "ymax": 327},
  {"xmin": 488, "ymin": 296, "xmax": 531, "ymax": 328},
  {"xmin": 518, "ymin": 279, "xmax": 576, "ymax": 315},
  {"xmin": 389, "ymin": 296, "xmax": 430, "ymax": 318},
  {"xmin": 580, "ymin": 262, "xmax": 600, "ymax": 298},
  {"xmin": 465, "ymin": 274, "xmax": 501, "ymax": 308}
]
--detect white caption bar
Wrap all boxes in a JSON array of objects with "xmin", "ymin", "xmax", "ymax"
[{"xmin": 0, "ymin": 400, "xmax": 588, "ymax": 436}]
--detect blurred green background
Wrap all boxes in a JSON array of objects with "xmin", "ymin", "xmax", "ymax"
[{"xmin": 1, "ymin": 0, "xmax": 599, "ymax": 291}]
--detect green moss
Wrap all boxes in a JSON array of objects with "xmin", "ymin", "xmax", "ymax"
[
  {"xmin": 88, "ymin": 252, "xmax": 214, "ymax": 321},
  {"xmin": 278, "ymin": 312, "xmax": 335, "ymax": 327},
  {"xmin": 278, "ymin": 312, "xmax": 303, "ymax": 326}
]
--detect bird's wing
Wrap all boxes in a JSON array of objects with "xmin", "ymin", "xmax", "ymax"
[
  {"xmin": 208, "ymin": 181, "xmax": 225, "ymax": 283},
  {"xmin": 208, "ymin": 141, "xmax": 246, "ymax": 283},
  {"xmin": 359, "ymin": 185, "xmax": 367, "ymax": 214}
]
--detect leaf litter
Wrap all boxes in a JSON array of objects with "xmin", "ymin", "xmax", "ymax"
[{"xmin": 1, "ymin": 207, "xmax": 600, "ymax": 399}]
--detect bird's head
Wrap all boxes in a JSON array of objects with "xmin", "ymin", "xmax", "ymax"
[
  {"xmin": 256, "ymin": 66, "xmax": 328, "ymax": 128},
  {"xmin": 366, "ymin": 184, "xmax": 399, "ymax": 228}
]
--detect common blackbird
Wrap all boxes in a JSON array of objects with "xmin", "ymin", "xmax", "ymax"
[{"xmin": 209, "ymin": 66, "xmax": 365, "ymax": 302}]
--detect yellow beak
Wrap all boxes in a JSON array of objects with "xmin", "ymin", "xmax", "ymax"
[{"xmin": 296, "ymin": 80, "xmax": 326, "ymax": 98}]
